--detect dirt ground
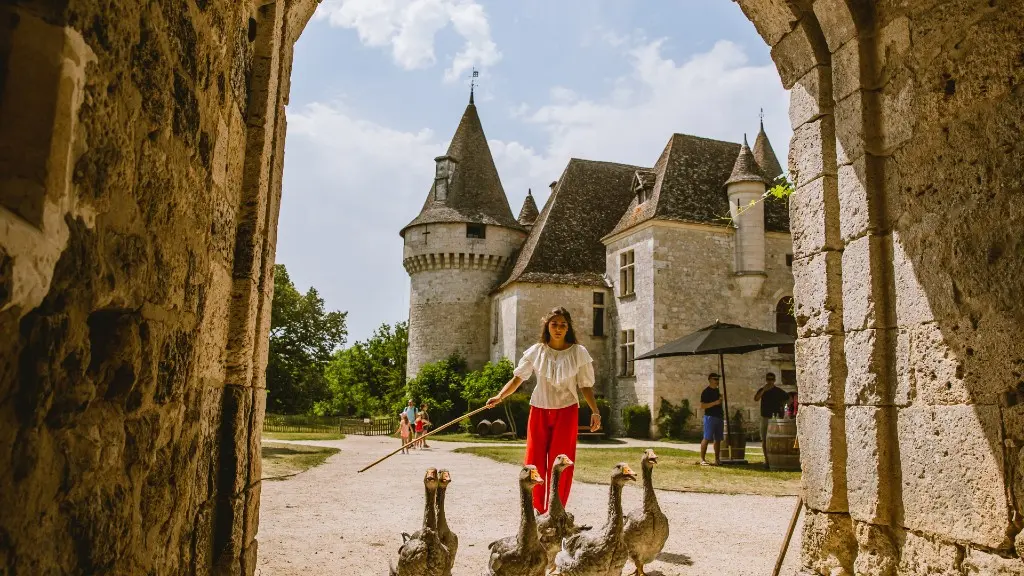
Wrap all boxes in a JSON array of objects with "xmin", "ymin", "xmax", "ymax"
[{"xmin": 256, "ymin": 435, "xmax": 803, "ymax": 576}]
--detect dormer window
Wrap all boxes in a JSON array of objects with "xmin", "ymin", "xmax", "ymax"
[
  {"xmin": 434, "ymin": 155, "xmax": 457, "ymax": 201},
  {"xmin": 633, "ymin": 171, "xmax": 654, "ymax": 204}
]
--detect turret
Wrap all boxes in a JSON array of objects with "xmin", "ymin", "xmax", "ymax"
[
  {"xmin": 400, "ymin": 96, "xmax": 527, "ymax": 379},
  {"xmin": 753, "ymin": 117, "xmax": 783, "ymax": 181},
  {"xmin": 517, "ymin": 189, "xmax": 539, "ymax": 230},
  {"xmin": 726, "ymin": 135, "xmax": 768, "ymax": 298}
]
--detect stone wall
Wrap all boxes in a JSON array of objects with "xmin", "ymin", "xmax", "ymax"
[
  {"xmin": 746, "ymin": 0, "xmax": 1024, "ymax": 572},
  {"xmin": 404, "ymin": 222, "xmax": 526, "ymax": 378},
  {"xmin": 606, "ymin": 222, "xmax": 795, "ymax": 435},
  {"xmin": 0, "ymin": 0, "xmax": 317, "ymax": 574},
  {"xmin": 491, "ymin": 282, "xmax": 613, "ymax": 398}
]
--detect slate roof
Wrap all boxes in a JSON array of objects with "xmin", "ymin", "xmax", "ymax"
[
  {"xmin": 605, "ymin": 133, "xmax": 790, "ymax": 237},
  {"xmin": 500, "ymin": 160, "xmax": 644, "ymax": 288},
  {"xmin": 753, "ymin": 121, "xmax": 783, "ymax": 180},
  {"xmin": 517, "ymin": 190, "xmax": 540, "ymax": 227},
  {"xmin": 401, "ymin": 101, "xmax": 521, "ymax": 235},
  {"xmin": 726, "ymin": 137, "xmax": 767, "ymax": 185}
]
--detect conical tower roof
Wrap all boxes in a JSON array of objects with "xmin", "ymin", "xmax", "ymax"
[
  {"xmin": 401, "ymin": 99, "xmax": 520, "ymax": 234},
  {"xmin": 517, "ymin": 189, "xmax": 539, "ymax": 227},
  {"xmin": 726, "ymin": 136, "xmax": 767, "ymax": 185},
  {"xmin": 753, "ymin": 119, "xmax": 783, "ymax": 180}
]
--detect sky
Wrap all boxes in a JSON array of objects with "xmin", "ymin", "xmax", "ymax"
[{"xmin": 277, "ymin": 0, "xmax": 791, "ymax": 344}]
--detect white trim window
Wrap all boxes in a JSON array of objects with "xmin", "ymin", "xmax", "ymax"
[
  {"xmin": 619, "ymin": 250, "xmax": 635, "ymax": 297},
  {"xmin": 620, "ymin": 329, "xmax": 635, "ymax": 376}
]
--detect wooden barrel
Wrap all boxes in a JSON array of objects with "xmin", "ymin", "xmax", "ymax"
[
  {"xmin": 490, "ymin": 419, "xmax": 507, "ymax": 436},
  {"xmin": 476, "ymin": 419, "xmax": 492, "ymax": 436},
  {"xmin": 766, "ymin": 418, "xmax": 801, "ymax": 471},
  {"xmin": 722, "ymin": 421, "xmax": 746, "ymax": 461}
]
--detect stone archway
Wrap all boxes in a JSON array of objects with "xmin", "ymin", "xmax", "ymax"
[{"xmin": 0, "ymin": 1, "xmax": 1020, "ymax": 574}]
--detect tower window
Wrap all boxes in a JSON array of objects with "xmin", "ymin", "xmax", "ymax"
[
  {"xmin": 786, "ymin": 254, "xmax": 794, "ymax": 267},
  {"xmin": 620, "ymin": 329, "xmax": 635, "ymax": 376},
  {"xmin": 467, "ymin": 224, "xmax": 486, "ymax": 239},
  {"xmin": 619, "ymin": 250, "xmax": 635, "ymax": 297},
  {"xmin": 592, "ymin": 292, "xmax": 606, "ymax": 337}
]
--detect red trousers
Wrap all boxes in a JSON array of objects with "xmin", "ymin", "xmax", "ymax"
[{"xmin": 524, "ymin": 404, "xmax": 579, "ymax": 513}]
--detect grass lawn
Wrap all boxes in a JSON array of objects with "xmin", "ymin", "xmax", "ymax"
[
  {"xmin": 261, "ymin": 442, "xmax": 340, "ymax": 480},
  {"xmin": 428, "ymin": 432, "xmax": 524, "ymax": 443},
  {"xmin": 262, "ymin": 431, "xmax": 347, "ymax": 441},
  {"xmin": 454, "ymin": 446, "xmax": 800, "ymax": 496}
]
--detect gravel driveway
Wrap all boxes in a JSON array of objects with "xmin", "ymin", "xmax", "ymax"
[{"xmin": 257, "ymin": 435, "xmax": 803, "ymax": 575}]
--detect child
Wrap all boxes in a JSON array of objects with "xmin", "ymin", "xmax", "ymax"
[
  {"xmin": 486, "ymin": 306, "xmax": 600, "ymax": 513},
  {"xmin": 414, "ymin": 413, "xmax": 425, "ymax": 448},
  {"xmin": 398, "ymin": 413, "xmax": 412, "ymax": 454}
]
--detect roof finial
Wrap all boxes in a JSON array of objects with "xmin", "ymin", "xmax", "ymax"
[
  {"xmin": 743, "ymin": 133, "xmax": 749, "ymax": 147},
  {"xmin": 759, "ymin": 107, "xmax": 764, "ymax": 131},
  {"xmin": 527, "ymin": 188, "xmax": 532, "ymax": 196},
  {"xmin": 469, "ymin": 67, "xmax": 479, "ymax": 104}
]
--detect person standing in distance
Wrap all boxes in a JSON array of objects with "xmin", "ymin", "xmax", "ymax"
[
  {"xmin": 700, "ymin": 373, "xmax": 724, "ymax": 466},
  {"xmin": 753, "ymin": 372, "xmax": 790, "ymax": 469},
  {"xmin": 486, "ymin": 307, "xmax": 601, "ymax": 512}
]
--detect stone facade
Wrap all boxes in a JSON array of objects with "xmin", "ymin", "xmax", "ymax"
[
  {"xmin": 2, "ymin": 0, "xmax": 1023, "ymax": 573},
  {"xmin": 605, "ymin": 222, "xmax": 796, "ymax": 434}
]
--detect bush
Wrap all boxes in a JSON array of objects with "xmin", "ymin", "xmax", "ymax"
[
  {"xmin": 621, "ymin": 404, "xmax": 652, "ymax": 439},
  {"xmin": 462, "ymin": 359, "xmax": 515, "ymax": 403},
  {"xmin": 655, "ymin": 397, "xmax": 693, "ymax": 440},
  {"xmin": 406, "ymin": 354, "xmax": 468, "ymax": 429}
]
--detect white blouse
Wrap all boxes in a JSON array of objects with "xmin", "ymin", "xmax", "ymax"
[{"xmin": 513, "ymin": 343, "xmax": 596, "ymax": 409}]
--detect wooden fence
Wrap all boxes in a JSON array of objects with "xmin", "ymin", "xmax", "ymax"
[{"xmin": 263, "ymin": 413, "xmax": 398, "ymax": 437}]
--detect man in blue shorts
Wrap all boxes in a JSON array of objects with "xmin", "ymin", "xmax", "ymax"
[{"xmin": 700, "ymin": 372, "xmax": 724, "ymax": 465}]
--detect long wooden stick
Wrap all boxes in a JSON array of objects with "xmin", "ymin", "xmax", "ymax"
[
  {"xmin": 772, "ymin": 496, "xmax": 803, "ymax": 576},
  {"xmin": 357, "ymin": 404, "xmax": 494, "ymax": 473}
]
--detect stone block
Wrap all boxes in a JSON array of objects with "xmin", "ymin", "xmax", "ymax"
[
  {"xmin": 790, "ymin": 175, "xmax": 842, "ymax": 258},
  {"xmin": 897, "ymin": 323, "xmax": 976, "ymax": 406},
  {"xmin": 790, "ymin": 65, "xmax": 834, "ymax": 130},
  {"xmin": 792, "ymin": 250, "xmax": 843, "ymax": 338},
  {"xmin": 838, "ymin": 155, "xmax": 885, "ymax": 242},
  {"xmin": 735, "ymin": 0, "xmax": 800, "ymax": 47},
  {"xmin": 853, "ymin": 521, "xmax": 899, "ymax": 576},
  {"xmin": 897, "ymin": 530, "xmax": 964, "ymax": 575},
  {"xmin": 789, "ymin": 116, "xmax": 838, "ymax": 189},
  {"xmin": 844, "ymin": 328, "xmax": 892, "ymax": 406},
  {"xmin": 771, "ymin": 17, "xmax": 830, "ymax": 88},
  {"xmin": 841, "ymin": 234, "xmax": 891, "ymax": 332},
  {"xmin": 248, "ymin": 388, "xmax": 266, "ymax": 485},
  {"xmin": 834, "ymin": 89, "xmax": 880, "ymax": 166},
  {"xmin": 799, "ymin": 405, "xmax": 849, "ymax": 512},
  {"xmin": 243, "ymin": 483, "xmax": 261, "ymax": 546},
  {"xmin": 879, "ymin": 72, "xmax": 915, "ymax": 154},
  {"xmin": 813, "ymin": 0, "xmax": 871, "ymax": 53},
  {"xmin": 898, "ymin": 405, "xmax": 1010, "ymax": 550},
  {"xmin": 801, "ymin": 509, "xmax": 856, "ymax": 576},
  {"xmin": 832, "ymin": 38, "xmax": 873, "ymax": 102},
  {"xmin": 891, "ymin": 233, "xmax": 934, "ymax": 327},
  {"xmin": 962, "ymin": 547, "xmax": 1024, "ymax": 575},
  {"xmin": 845, "ymin": 406, "xmax": 894, "ymax": 524},
  {"xmin": 797, "ymin": 334, "xmax": 846, "ymax": 406},
  {"xmin": 220, "ymin": 385, "xmax": 253, "ymax": 496}
]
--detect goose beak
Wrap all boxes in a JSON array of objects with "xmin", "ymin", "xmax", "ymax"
[
  {"xmin": 564, "ymin": 457, "xmax": 574, "ymax": 467},
  {"xmin": 530, "ymin": 469, "xmax": 544, "ymax": 484},
  {"xmin": 622, "ymin": 465, "xmax": 637, "ymax": 480},
  {"xmin": 648, "ymin": 451, "xmax": 658, "ymax": 465}
]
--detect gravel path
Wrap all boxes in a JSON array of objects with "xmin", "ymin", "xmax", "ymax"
[{"xmin": 257, "ymin": 435, "xmax": 803, "ymax": 576}]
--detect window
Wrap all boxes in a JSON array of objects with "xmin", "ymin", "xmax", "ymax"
[
  {"xmin": 776, "ymin": 297, "xmax": 796, "ymax": 354},
  {"xmin": 466, "ymin": 223, "xmax": 486, "ymax": 239},
  {"xmin": 633, "ymin": 171, "xmax": 654, "ymax": 204},
  {"xmin": 592, "ymin": 292, "xmax": 606, "ymax": 337},
  {"xmin": 619, "ymin": 250, "xmax": 635, "ymax": 296},
  {"xmin": 620, "ymin": 329, "xmax": 635, "ymax": 376}
]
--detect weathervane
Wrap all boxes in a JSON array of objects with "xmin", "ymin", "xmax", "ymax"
[{"xmin": 470, "ymin": 67, "xmax": 479, "ymax": 103}]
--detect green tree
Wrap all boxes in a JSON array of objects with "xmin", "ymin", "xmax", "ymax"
[
  {"xmin": 266, "ymin": 264, "xmax": 347, "ymax": 414},
  {"xmin": 315, "ymin": 321, "xmax": 409, "ymax": 417},
  {"xmin": 406, "ymin": 354, "xmax": 468, "ymax": 425},
  {"xmin": 461, "ymin": 358, "xmax": 514, "ymax": 402}
]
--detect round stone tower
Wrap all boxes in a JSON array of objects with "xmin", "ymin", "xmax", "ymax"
[{"xmin": 400, "ymin": 95, "xmax": 527, "ymax": 379}]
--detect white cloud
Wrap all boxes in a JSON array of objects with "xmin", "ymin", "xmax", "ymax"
[
  {"xmin": 316, "ymin": 0, "xmax": 501, "ymax": 80},
  {"xmin": 277, "ymin": 36, "xmax": 790, "ymax": 340}
]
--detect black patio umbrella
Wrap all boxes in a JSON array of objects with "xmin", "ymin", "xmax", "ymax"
[{"xmin": 635, "ymin": 321, "xmax": 796, "ymax": 463}]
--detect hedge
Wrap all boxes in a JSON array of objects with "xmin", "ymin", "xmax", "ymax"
[{"xmin": 622, "ymin": 404, "xmax": 652, "ymax": 439}]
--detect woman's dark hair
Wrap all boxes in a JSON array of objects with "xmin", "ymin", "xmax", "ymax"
[{"xmin": 539, "ymin": 307, "xmax": 578, "ymax": 344}]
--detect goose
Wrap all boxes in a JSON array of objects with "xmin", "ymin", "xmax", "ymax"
[
  {"xmin": 622, "ymin": 450, "xmax": 669, "ymax": 576},
  {"xmin": 437, "ymin": 469, "xmax": 458, "ymax": 575},
  {"xmin": 484, "ymin": 465, "xmax": 548, "ymax": 576},
  {"xmin": 537, "ymin": 454, "xmax": 591, "ymax": 572},
  {"xmin": 555, "ymin": 463, "xmax": 637, "ymax": 576},
  {"xmin": 392, "ymin": 468, "xmax": 451, "ymax": 576}
]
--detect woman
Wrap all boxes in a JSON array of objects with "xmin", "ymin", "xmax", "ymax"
[
  {"xmin": 487, "ymin": 307, "xmax": 601, "ymax": 513},
  {"xmin": 418, "ymin": 402, "xmax": 432, "ymax": 448}
]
